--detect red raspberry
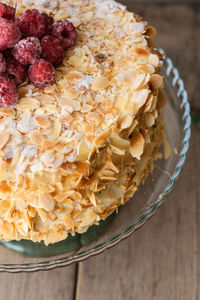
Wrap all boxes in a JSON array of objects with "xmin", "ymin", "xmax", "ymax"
[
  {"xmin": 0, "ymin": 75, "xmax": 18, "ymax": 107},
  {"xmin": 51, "ymin": 20, "xmax": 78, "ymax": 49},
  {"xmin": 6, "ymin": 57, "xmax": 27, "ymax": 86},
  {"xmin": 0, "ymin": 2, "xmax": 15, "ymax": 20},
  {"xmin": 0, "ymin": 18, "xmax": 21, "ymax": 51},
  {"xmin": 2, "ymin": 48, "xmax": 12, "ymax": 58},
  {"xmin": 12, "ymin": 37, "xmax": 41, "ymax": 65},
  {"xmin": 41, "ymin": 13, "xmax": 53, "ymax": 34},
  {"xmin": 16, "ymin": 9, "xmax": 46, "ymax": 38},
  {"xmin": 41, "ymin": 35, "xmax": 64, "ymax": 66},
  {"xmin": 0, "ymin": 53, "xmax": 6, "ymax": 74},
  {"xmin": 28, "ymin": 59, "xmax": 55, "ymax": 88}
]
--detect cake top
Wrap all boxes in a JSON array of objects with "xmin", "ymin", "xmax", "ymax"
[{"xmin": 0, "ymin": 0, "xmax": 160, "ymax": 176}]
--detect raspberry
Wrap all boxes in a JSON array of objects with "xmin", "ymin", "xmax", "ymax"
[
  {"xmin": 16, "ymin": 9, "xmax": 46, "ymax": 38},
  {"xmin": 0, "ymin": 18, "xmax": 21, "ymax": 51},
  {"xmin": 41, "ymin": 35, "xmax": 64, "ymax": 66},
  {"xmin": 51, "ymin": 20, "xmax": 78, "ymax": 49},
  {"xmin": 6, "ymin": 57, "xmax": 27, "ymax": 86},
  {"xmin": 2, "ymin": 48, "xmax": 12, "ymax": 58},
  {"xmin": 0, "ymin": 53, "xmax": 6, "ymax": 74},
  {"xmin": 0, "ymin": 2, "xmax": 15, "ymax": 20},
  {"xmin": 28, "ymin": 59, "xmax": 55, "ymax": 88},
  {"xmin": 0, "ymin": 75, "xmax": 18, "ymax": 107},
  {"xmin": 12, "ymin": 37, "xmax": 41, "ymax": 65},
  {"xmin": 41, "ymin": 13, "xmax": 53, "ymax": 34}
]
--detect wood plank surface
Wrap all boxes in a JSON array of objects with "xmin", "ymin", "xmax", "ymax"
[
  {"xmin": 77, "ymin": 3, "xmax": 200, "ymax": 300},
  {"xmin": 0, "ymin": 266, "xmax": 77, "ymax": 300}
]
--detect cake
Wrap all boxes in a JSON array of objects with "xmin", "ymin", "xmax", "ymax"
[{"xmin": 0, "ymin": 0, "xmax": 166, "ymax": 245}]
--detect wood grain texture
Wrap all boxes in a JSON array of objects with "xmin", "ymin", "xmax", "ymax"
[
  {"xmin": 77, "ymin": 3, "xmax": 200, "ymax": 300},
  {"xmin": 0, "ymin": 266, "xmax": 77, "ymax": 300}
]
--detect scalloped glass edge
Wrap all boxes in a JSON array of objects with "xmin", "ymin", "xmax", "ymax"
[{"xmin": 0, "ymin": 48, "xmax": 191, "ymax": 272}]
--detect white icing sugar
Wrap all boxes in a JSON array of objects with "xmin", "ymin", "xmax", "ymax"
[
  {"xmin": 40, "ymin": 153, "xmax": 55, "ymax": 164},
  {"xmin": 30, "ymin": 160, "xmax": 43, "ymax": 172},
  {"xmin": 23, "ymin": 0, "xmax": 57, "ymax": 8},
  {"xmin": 67, "ymin": 4, "xmax": 80, "ymax": 16},
  {"xmin": 21, "ymin": 145, "xmax": 38, "ymax": 158},
  {"xmin": 17, "ymin": 117, "xmax": 36, "ymax": 133},
  {"xmin": 78, "ymin": 75, "xmax": 93, "ymax": 89}
]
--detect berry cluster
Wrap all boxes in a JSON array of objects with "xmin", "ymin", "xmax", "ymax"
[{"xmin": 0, "ymin": 3, "xmax": 78, "ymax": 107}]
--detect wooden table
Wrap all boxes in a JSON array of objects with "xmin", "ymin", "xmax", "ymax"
[{"xmin": 0, "ymin": 1, "xmax": 199, "ymax": 299}]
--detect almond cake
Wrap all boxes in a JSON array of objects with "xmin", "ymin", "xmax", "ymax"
[{"xmin": 0, "ymin": 0, "xmax": 166, "ymax": 245}]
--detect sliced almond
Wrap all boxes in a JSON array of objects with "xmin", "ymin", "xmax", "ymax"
[
  {"xmin": 148, "ymin": 54, "xmax": 160, "ymax": 67},
  {"xmin": 0, "ymin": 133, "xmax": 10, "ymax": 149},
  {"xmin": 119, "ymin": 114, "xmax": 133, "ymax": 130},
  {"xmin": 145, "ymin": 113, "xmax": 155, "ymax": 127},
  {"xmin": 30, "ymin": 132, "xmax": 45, "ymax": 147},
  {"xmin": 16, "ymin": 97, "xmax": 40, "ymax": 111},
  {"xmin": 35, "ymin": 116, "xmax": 51, "ymax": 129},
  {"xmin": 77, "ymin": 141, "xmax": 90, "ymax": 161},
  {"xmin": 109, "ymin": 132, "xmax": 130, "ymax": 150},
  {"xmin": 157, "ymin": 88, "xmax": 167, "ymax": 109},
  {"xmin": 0, "ymin": 108, "xmax": 15, "ymax": 117},
  {"xmin": 39, "ymin": 193, "xmax": 55, "ymax": 212},
  {"xmin": 91, "ymin": 76, "xmax": 109, "ymax": 91},
  {"xmin": 146, "ymin": 26, "xmax": 157, "ymax": 37},
  {"xmin": 129, "ymin": 132, "xmax": 145, "ymax": 159},
  {"xmin": 150, "ymin": 74, "xmax": 163, "ymax": 89}
]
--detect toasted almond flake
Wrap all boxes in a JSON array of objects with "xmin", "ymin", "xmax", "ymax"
[
  {"xmin": 35, "ymin": 116, "xmax": 51, "ymax": 128},
  {"xmin": 94, "ymin": 130, "xmax": 110, "ymax": 147},
  {"xmin": 129, "ymin": 132, "xmax": 145, "ymax": 159},
  {"xmin": 16, "ymin": 222, "xmax": 29, "ymax": 236},
  {"xmin": 39, "ymin": 193, "xmax": 55, "ymax": 212},
  {"xmin": 38, "ymin": 208, "xmax": 48, "ymax": 223},
  {"xmin": 36, "ymin": 94, "xmax": 55, "ymax": 104},
  {"xmin": 126, "ymin": 89, "xmax": 149, "ymax": 115},
  {"xmin": 109, "ymin": 132, "xmax": 130, "ymax": 150},
  {"xmin": 135, "ymin": 48, "xmax": 149, "ymax": 56},
  {"xmin": 0, "ymin": 108, "xmax": 15, "ymax": 117},
  {"xmin": 0, "ymin": 133, "xmax": 10, "ymax": 149},
  {"xmin": 145, "ymin": 113, "xmax": 155, "ymax": 127},
  {"xmin": 150, "ymin": 74, "xmax": 163, "ymax": 89},
  {"xmin": 30, "ymin": 132, "xmax": 45, "ymax": 147},
  {"xmin": 28, "ymin": 206, "xmax": 36, "ymax": 218},
  {"xmin": 110, "ymin": 145, "xmax": 126, "ymax": 155},
  {"xmin": 77, "ymin": 141, "xmax": 90, "ymax": 161},
  {"xmin": 63, "ymin": 89, "xmax": 78, "ymax": 99},
  {"xmin": 158, "ymin": 88, "xmax": 167, "ymax": 108},
  {"xmin": 119, "ymin": 114, "xmax": 133, "ymax": 130},
  {"xmin": 64, "ymin": 215, "xmax": 73, "ymax": 230},
  {"xmin": 127, "ymin": 119, "xmax": 138, "ymax": 136},
  {"xmin": 75, "ymin": 162, "xmax": 89, "ymax": 176},
  {"xmin": 173, "ymin": 147, "xmax": 178, "ymax": 155},
  {"xmin": 115, "ymin": 94, "xmax": 129, "ymax": 111},
  {"xmin": 148, "ymin": 54, "xmax": 160, "ymax": 67},
  {"xmin": 43, "ymin": 140, "xmax": 57, "ymax": 150},
  {"xmin": 48, "ymin": 211, "xmax": 57, "ymax": 221},
  {"xmin": 163, "ymin": 133, "xmax": 171, "ymax": 159},
  {"xmin": 91, "ymin": 76, "xmax": 109, "ymax": 91},
  {"xmin": 146, "ymin": 26, "xmax": 157, "ymax": 37},
  {"xmin": 51, "ymin": 119, "xmax": 61, "ymax": 139},
  {"xmin": 18, "ymin": 87, "xmax": 30, "ymax": 98},
  {"xmin": 10, "ymin": 149, "xmax": 20, "ymax": 168},
  {"xmin": 16, "ymin": 97, "xmax": 40, "ymax": 111},
  {"xmin": 131, "ymin": 73, "xmax": 146, "ymax": 90}
]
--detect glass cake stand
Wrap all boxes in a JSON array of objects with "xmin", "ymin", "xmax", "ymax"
[{"xmin": 0, "ymin": 49, "xmax": 191, "ymax": 272}]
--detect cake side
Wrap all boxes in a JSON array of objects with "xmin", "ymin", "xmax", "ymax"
[{"xmin": 0, "ymin": 0, "xmax": 166, "ymax": 244}]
